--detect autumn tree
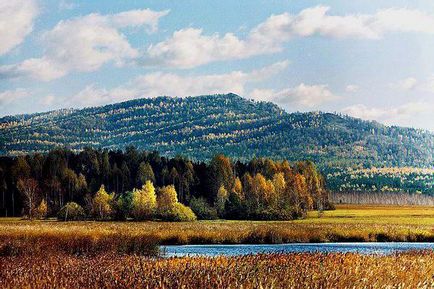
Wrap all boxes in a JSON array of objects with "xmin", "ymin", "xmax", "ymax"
[
  {"xmin": 209, "ymin": 155, "xmax": 234, "ymax": 202},
  {"xmin": 92, "ymin": 185, "xmax": 114, "ymax": 219},
  {"xmin": 157, "ymin": 185, "xmax": 196, "ymax": 221},
  {"xmin": 233, "ymin": 177, "xmax": 243, "ymax": 199},
  {"xmin": 215, "ymin": 185, "xmax": 228, "ymax": 217},
  {"xmin": 272, "ymin": 172, "xmax": 286, "ymax": 207},
  {"xmin": 17, "ymin": 178, "xmax": 39, "ymax": 219},
  {"xmin": 131, "ymin": 181, "xmax": 157, "ymax": 220},
  {"xmin": 35, "ymin": 199, "xmax": 48, "ymax": 219},
  {"xmin": 157, "ymin": 185, "xmax": 178, "ymax": 212},
  {"xmin": 294, "ymin": 173, "xmax": 313, "ymax": 214}
]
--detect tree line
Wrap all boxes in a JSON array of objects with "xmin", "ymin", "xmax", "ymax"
[
  {"xmin": 0, "ymin": 147, "xmax": 333, "ymax": 221},
  {"xmin": 332, "ymin": 191, "xmax": 434, "ymax": 206}
]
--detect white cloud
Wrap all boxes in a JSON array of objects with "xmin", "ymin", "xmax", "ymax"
[
  {"xmin": 3, "ymin": 5, "xmax": 434, "ymax": 75},
  {"xmin": 143, "ymin": 28, "xmax": 248, "ymax": 68},
  {"xmin": 345, "ymin": 84, "xmax": 359, "ymax": 92},
  {"xmin": 0, "ymin": 0, "xmax": 38, "ymax": 55},
  {"xmin": 388, "ymin": 75, "xmax": 434, "ymax": 93},
  {"xmin": 0, "ymin": 9, "xmax": 169, "ymax": 81},
  {"xmin": 40, "ymin": 94, "xmax": 55, "ymax": 106},
  {"xmin": 58, "ymin": 0, "xmax": 76, "ymax": 11},
  {"xmin": 250, "ymin": 83, "xmax": 339, "ymax": 108},
  {"xmin": 422, "ymin": 75, "xmax": 434, "ymax": 93},
  {"xmin": 140, "ymin": 6, "xmax": 434, "ymax": 68},
  {"xmin": 68, "ymin": 61, "xmax": 289, "ymax": 107},
  {"xmin": 389, "ymin": 77, "xmax": 418, "ymax": 91},
  {"xmin": 342, "ymin": 101, "xmax": 434, "ymax": 127},
  {"xmin": 0, "ymin": 88, "xmax": 29, "ymax": 105}
]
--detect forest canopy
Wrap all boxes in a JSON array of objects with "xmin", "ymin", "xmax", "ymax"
[{"xmin": 0, "ymin": 147, "xmax": 332, "ymax": 220}]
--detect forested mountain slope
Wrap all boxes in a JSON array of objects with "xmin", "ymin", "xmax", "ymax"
[{"xmin": 1, "ymin": 93, "xmax": 433, "ymax": 168}]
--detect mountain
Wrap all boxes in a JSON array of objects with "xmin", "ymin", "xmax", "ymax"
[{"xmin": 1, "ymin": 93, "xmax": 433, "ymax": 168}]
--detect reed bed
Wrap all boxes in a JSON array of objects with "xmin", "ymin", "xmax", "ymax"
[
  {"xmin": 1, "ymin": 217, "xmax": 433, "ymax": 251},
  {"xmin": 0, "ymin": 205, "xmax": 433, "ymax": 255},
  {"xmin": 1, "ymin": 251, "xmax": 433, "ymax": 288}
]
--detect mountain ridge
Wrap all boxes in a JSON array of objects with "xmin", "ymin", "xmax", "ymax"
[{"xmin": 1, "ymin": 93, "xmax": 433, "ymax": 168}]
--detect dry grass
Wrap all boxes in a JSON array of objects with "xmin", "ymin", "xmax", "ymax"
[
  {"xmin": 1, "ymin": 205, "xmax": 433, "ymax": 250},
  {"xmin": 0, "ymin": 205, "xmax": 433, "ymax": 288},
  {"xmin": 1, "ymin": 251, "xmax": 433, "ymax": 288}
]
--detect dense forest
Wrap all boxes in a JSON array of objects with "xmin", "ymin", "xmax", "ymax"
[
  {"xmin": 327, "ymin": 167, "xmax": 434, "ymax": 196},
  {"xmin": 1, "ymin": 94, "xmax": 433, "ymax": 169},
  {"xmin": 332, "ymin": 192, "xmax": 434, "ymax": 206},
  {"xmin": 0, "ymin": 147, "xmax": 332, "ymax": 220}
]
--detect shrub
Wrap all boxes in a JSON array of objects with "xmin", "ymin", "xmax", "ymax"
[
  {"xmin": 113, "ymin": 191, "xmax": 133, "ymax": 220},
  {"xmin": 161, "ymin": 203, "xmax": 197, "ymax": 222},
  {"xmin": 224, "ymin": 192, "xmax": 246, "ymax": 219},
  {"xmin": 189, "ymin": 197, "xmax": 218, "ymax": 220},
  {"xmin": 248, "ymin": 207, "xmax": 296, "ymax": 221},
  {"xmin": 57, "ymin": 202, "xmax": 86, "ymax": 221}
]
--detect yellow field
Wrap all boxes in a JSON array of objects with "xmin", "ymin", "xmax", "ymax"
[
  {"xmin": 0, "ymin": 205, "xmax": 433, "ymax": 288},
  {"xmin": 1, "ymin": 252, "xmax": 433, "ymax": 288},
  {"xmin": 304, "ymin": 204, "xmax": 434, "ymax": 225},
  {"xmin": 1, "ymin": 205, "xmax": 433, "ymax": 246}
]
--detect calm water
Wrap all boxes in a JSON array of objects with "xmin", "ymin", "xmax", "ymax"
[{"xmin": 162, "ymin": 243, "xmax": 434, "ymax": 257}]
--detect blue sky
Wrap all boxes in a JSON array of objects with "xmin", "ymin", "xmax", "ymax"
[{"xmin": 1, "ymin": 0, "xmax": 434, "ymax": 131}]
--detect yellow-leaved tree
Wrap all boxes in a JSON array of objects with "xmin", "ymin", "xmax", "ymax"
[
  {"xmin": 92, "ymin": 185, "xmax": 114, "ymax": 220},
  {"xmin": 215, "ymin": 185, "xmax": 228, "ymax": 217},
  {"xmin": 157, "ymin": 185, "xmax": 196, "ymax": 221},
  {"xmin": 157, "ymin": 185, "xmax": 178, "ymax": 212},
  {"xmin": 131, "ymin": 180, "xmax": 156, "ymax": 220},
  {"xmin": 35, "ymin": 199, "xmax": 48, "ymax": 219}
]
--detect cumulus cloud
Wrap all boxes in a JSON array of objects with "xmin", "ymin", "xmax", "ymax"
[
  {"xmin": 388, "ymin": 75, "xmax": 434, "ymax": 93},
  {"xmin": 342, "ymin": 101, "xmax": 434, "ymax": 127},
  {"xmin": 421, "ymin": 75, "xmax": 434, "ymax": 93},
  {"xmin": 67, "ymin": 61, "xmax": 289, "ymax": 107},
  {"xmin": 140, "ymin": 6, "xmax": 434, "ymax": 68},
  {"xmin": 389, "ymin": 77, "xmax": 418, "ymax": 91},
  {"xmin": 40, "ymin": 94, "xmax": 56, "ymax": 106},
  {"xmin": 0, "ymin": 9, "xmax": 169, "ymax": 81},
  {"xmin": 4, "ymin": 5, "xmax": 434, "ymax": 75},
  {"xmin": 143, "ymin": 28, "xmax": 248, "ymax": 68},
  {"xmin": 250, "ymin": 83, "xmax": 339, "ymax": 108},
  {"xmin": 345, "ymin": 85, "xmax": 359, "ymax": 92},
  {"xmin": 0, "ymin": 88, "xmax": 29, "ymax": 105},
  {"xmin": 0, "ymin": 0, "xmax": 38, "ymax": 55},
  {"xmin": 58, "ymin": 0, "xmax": 76, "ymax": 11}
]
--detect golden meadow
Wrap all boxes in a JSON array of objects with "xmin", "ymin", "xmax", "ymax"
[
  {"xmin": 1, "ymin": 205, "xmax": 433, "ymax": 255},
  {"xmin": 1, "ymin": 252, "xmax": 433, "ymax": 288},
  {"xmin": 1, "ymin": 205, "xmax": 433, "ymax": 288}
]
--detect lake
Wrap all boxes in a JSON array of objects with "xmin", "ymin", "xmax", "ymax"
[{"xmin": 162, "ymin": 242, "xmax": 434, "ymax": 257}]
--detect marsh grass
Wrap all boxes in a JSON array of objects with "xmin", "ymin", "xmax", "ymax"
[
  {"xmin": 1, "ymin": 251, "xmax": 433, "ymax": 288},
  {"xmin": 0, "ymin": 205, "xmax": 433, "ymax": 258},
  {"xmin": 0, "ymin": 233, "xmax": 159, "ymax": 257}
]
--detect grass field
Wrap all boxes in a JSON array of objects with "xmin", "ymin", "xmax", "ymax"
[
  {"xmin": 1, "ymin": 205, "xmax": 433, "ymax": 254},
  {"xmin": 1, "ymin": 205, "xmax": 433, "ymax": 288},
  {"xmin": 304, "ymin": 204, "xmax": 434, "ymax": 225},
  {"xmin": 1, "ymin": 251, "xmax": 433, "ymax": 288}
]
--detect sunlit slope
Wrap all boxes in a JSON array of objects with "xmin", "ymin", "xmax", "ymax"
[{"xmin": 1, "ymin": 93, "xmax": 433, "ymax": 168}]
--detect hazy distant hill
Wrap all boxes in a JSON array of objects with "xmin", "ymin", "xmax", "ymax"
[{"xmin": 1, "ymin": 93, "xmax": 433, "ymax": 168}]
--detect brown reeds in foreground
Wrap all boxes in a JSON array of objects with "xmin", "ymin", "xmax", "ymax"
[{"xmin": 0, "ymin": 251, "xmax": 433, "ymax": 288}]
